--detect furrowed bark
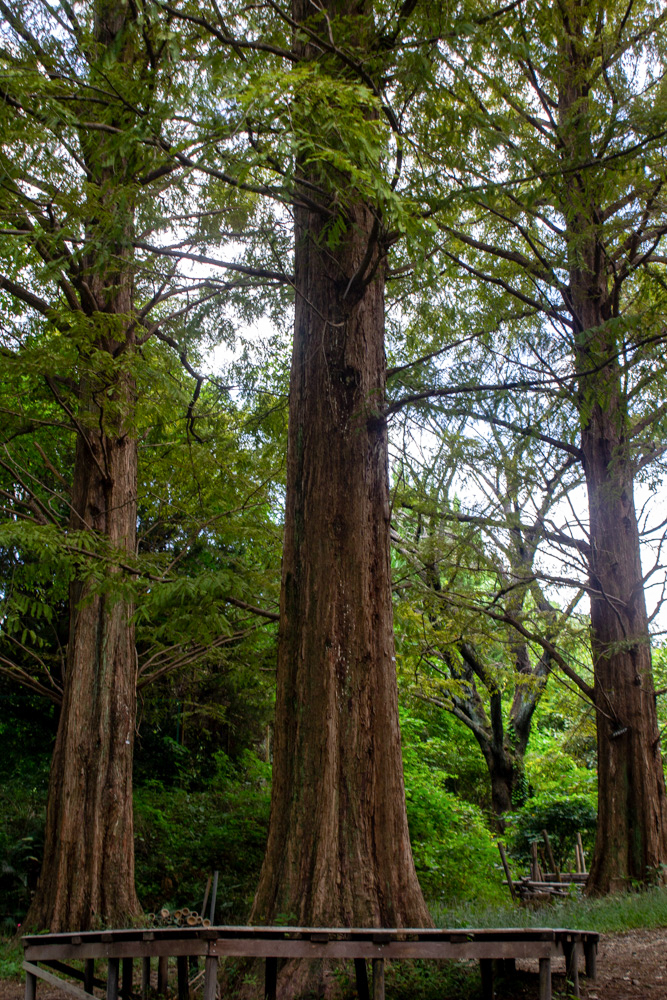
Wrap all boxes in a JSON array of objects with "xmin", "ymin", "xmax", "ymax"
[
  {"xmin": 250, "ymin": 1, "xmax": 431, "ymax": 988},
  {"xmin": 26, "ymin": 412, "xmax": 140, "ymax": 929}
]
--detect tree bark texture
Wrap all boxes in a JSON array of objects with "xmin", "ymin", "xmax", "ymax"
[
  {"xmin": 26, "ymin": 415, "xmax": 140, "ymax": 930},
  {"xmin": 250, "ymin": 0, "xmax": 431, "ymax": 954},
  {"xmin": 557, "ymin": 5, "xmax": 667, "ymax": 892},
  {"xmin": 25, "ymin": 0, "xmax": 141, "ymax": 930},
  {"xmin": 583, "ymin": 392, "xmax": 667, "ymax": 892}
]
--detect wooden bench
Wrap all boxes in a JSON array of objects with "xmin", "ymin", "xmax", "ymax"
[{"xmin": 23, "ymin": 924, "xmax": 599, "ymax": 1000}]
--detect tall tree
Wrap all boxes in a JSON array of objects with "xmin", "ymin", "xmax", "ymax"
[
  {"xmin": 248, "ymin": 0, "xmax": 432, "ymax": 953},
  {"xmin": 0, "ymin": 0, "xmax": 149, "ymax": 929},
  {"xmin": 390, "ymin": 395, "xmax": 588, "ymax": 825},
  {"xmin": 0, "ymin": 0, "xmax": 281, "ymax": 928},
  {"xmin": 396, "ymin": 0, "xmax": 667, "ymax": 891}
]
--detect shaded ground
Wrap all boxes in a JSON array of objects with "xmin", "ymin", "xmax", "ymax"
[
  {"xmin": 2, "ymin": 928, "xmax": 666, "ymax": 999},
  {"xmin": 501, "ymin": 927, "xmax": 667, "ymax": 999}
]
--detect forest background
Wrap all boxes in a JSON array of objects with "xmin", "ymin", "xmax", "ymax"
[{"xmin": 1, "ymin": 0, "xmax": 667, "ymax": 961}]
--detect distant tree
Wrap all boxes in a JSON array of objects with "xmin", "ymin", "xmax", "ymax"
[{"xmin": 391, "ymin": 394, "xmax": 589, "ymax": 827}]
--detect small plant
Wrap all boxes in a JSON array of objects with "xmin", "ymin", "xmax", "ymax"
[{"xmin": 0, "ymin": 937, "xmax": 23, "ymax": 980}]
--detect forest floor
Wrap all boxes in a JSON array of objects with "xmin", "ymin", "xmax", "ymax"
[
  {"xmin": 501, "ymin": 926, "xmax": 667, "ymax": 998},
  {"xmin": 1, "ymin": 927, "xmax": 666, "ymax": 999}
]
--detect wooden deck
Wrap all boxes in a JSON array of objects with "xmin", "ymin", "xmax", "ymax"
[{"xmin": 23, "ymin": 924, "xmax": 599, "ymax": 1000}]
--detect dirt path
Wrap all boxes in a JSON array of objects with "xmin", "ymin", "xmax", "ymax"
[
  {"xmin": 2, "ymin": 928, "xmax": 666, "ymax": 999},
  {"xmin": 502, "ymin": 927, "xmax": 667, "ymax": 999}
]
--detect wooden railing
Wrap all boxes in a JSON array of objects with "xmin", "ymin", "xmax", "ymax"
[{"xmin": 23, "ymin": 924, "xmax": 599, "ymax": 1000}]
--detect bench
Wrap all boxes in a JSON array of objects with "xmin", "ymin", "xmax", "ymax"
[{"xmin": 23, "ymin": 924, "xmax": 599, "ymax": 1000}]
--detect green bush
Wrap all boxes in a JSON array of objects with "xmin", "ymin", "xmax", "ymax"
[
  {"xmin": 0, "ymin": 937, "xmax": 23, "ymax": 979},
  {"xmin": 508, "ymin": 791, "xmax": 597, "ymax": 870},
  {"xmin": 0, "ymin": 778, "xmax": 47, "ymax": 930},
  {"xmin": 400, "ymin": 712, "xmax": 504, "ymax": 905},
  {"xmin": 134, "ymin": 749, "xmax": 271, "ymax": 920}
]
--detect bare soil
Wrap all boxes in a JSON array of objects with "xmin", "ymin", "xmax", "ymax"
[
  {"xmin": 2, "ymin": 928, "xmax": 666, "ymax": 999},
  {"xmin": 498, "ymin": 927, "xmax": 667, "ymax": 998}
]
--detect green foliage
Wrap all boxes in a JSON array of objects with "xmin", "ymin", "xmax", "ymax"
[
  {"xmin": 400, "ymin": 711, "xmax": 504, "ymax": 904},
  {"xmin": 0, "ymin": 777, "xmax": 47, "ymax": 930},
  {"xmin": 0, "ymin": 938, "xmax": 23, "ymax": 979},
  {"xmin": 508, "ymin": 792, "xmax": 597, "ymax": 871},
  {"xmin": 333, "ymin": 957, "xmax": 480, "ymax": 1000},
  {"xmin": 133, "ymin": 750, "xmax": 271, "ymax": 921},
  {"xmin": 0, "ymin": 690, "xmax": 52, "ymax": 930}
]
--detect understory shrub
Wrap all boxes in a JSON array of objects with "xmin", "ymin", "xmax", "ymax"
[
  {"xmin": 400, "ymin": 712, "xmax": 504, "ymax": 904},
  {"xmin": 508, "ymin": 791, "xmax": 597, "ymax": 871},
  {"xmin": 134, "ymin": 749, "xmax": 271, "ymax": 920},
  {"xmin": 0, "ymin": 779, "xmax": 47, "ymax": 930}
]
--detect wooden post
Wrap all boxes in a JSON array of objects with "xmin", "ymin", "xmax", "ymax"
[
  {"xmin": 531, "ymin": 841, "xmax": 539, "ymax": 881},
  {"xmin": 107, "ymin": 959, "xmax": 120, "ymax": 1000},
  {"xmin": 542, "ymin": 829, "xmax": 561, "ymax": 882},
  {"xmin": 576, "ymin": 833, "xmax": 587, "ymax": 873},
  {"xmin": 354, "ymin": 958, "xmax": 370, "ymax": 1000},
  {"xmin": 157, "ymin": 957, "xmax": 168, "ymax": 996},
  {"xmin": 372, "ymin": 958, "xmax": 384, "ymax": 1000},
  {"xmin": 497, "ymin": 843, "xmax": 516, "ymax": 901},
  {"xmin": 177, "ymin": 957, "xmax": 189, "ymax": 1000},
  {"xmin": 203, "ymin": 956, "xmax": 218, "ymax": 1000},
  {"xmin": 208, "ymin": 871, "xmax": 219, "ymax": 924},
  {"xmin": 84, "ymin": 960, "xmax": 95, "ymax": 995},
  {"xmin": 201, "ymin": 875, "xmax": 212, "ymax": 919},
  {"xmin": 141, "ymin": 958, "xmax": 151, "ymax": 999},
  {"xmin": 264, "ymin": 957, "xmax": 277, "ymax": 1000},
  {"xmin": 24, "ymin": 968, "xmax": 36, "ymax": 1000},
  {"xmin": 584, "ymin": 940, "xmax": 597, "ymax": 980},
  {"xmin": 539, "ymin": 958, "xmax": 552, "ymax": 1000},
  {"xmin": 480, "ymin": 958, "xmax": 494, "ymax": 1000},
  {"xmin": 122, "ymin": 958, "xmax": 133, "ymax": 999}
]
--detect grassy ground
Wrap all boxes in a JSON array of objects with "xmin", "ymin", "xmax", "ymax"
[
  {"xmin": 0, "ymin": 939, "xmax": 21, "ymax": 980},
  {"xmin": 434, "ymin": 884, "xmax": 667, "ymax": 933}
]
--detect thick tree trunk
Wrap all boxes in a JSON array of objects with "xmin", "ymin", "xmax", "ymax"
[
  {"xmin": 26, "ymin": 413, "xmax": 140, "ymax": 930},
  {"xmin": 582, "ymin": 395, "xmax": 667, "ymax": 893},
  {"xmin": 251, "ymin": 202, "xmax": 430, "ymax": 929},
  {"xmin": 567, "ymin": 208, "xmax": 667, "ymax": 894},
  {"xmin": 250, "ymin": 5, "xmax": 430, "ymax": 967}
]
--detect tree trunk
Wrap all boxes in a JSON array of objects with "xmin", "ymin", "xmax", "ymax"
[
  {"xmin": 582, "ymin": 392, "xmax": 667, "ymax": 892},
  {"xmin": 250, "ymin": 1, "xmax": 431, "ymax": 967},
  {"xmin": 486, "ymin": 748, "xmax": 516, "ymax": 824},
  {"xmin": 455, "ymin": 643, "xmax": 538, "ymax": 828},
  {"xmin": 557, "ymin": 5, "xmax": 667, "ymax": 891},
  {"xmin": 25, "ymin": 0, "xmax": 141, "ymax": 930},
  {"xmin": 477, "ymin": 728, "xmax": 527, "ymax": 830},
  {"xmin": 26, "ymin": 416, "xmax": 140, "ymax": 930}
]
